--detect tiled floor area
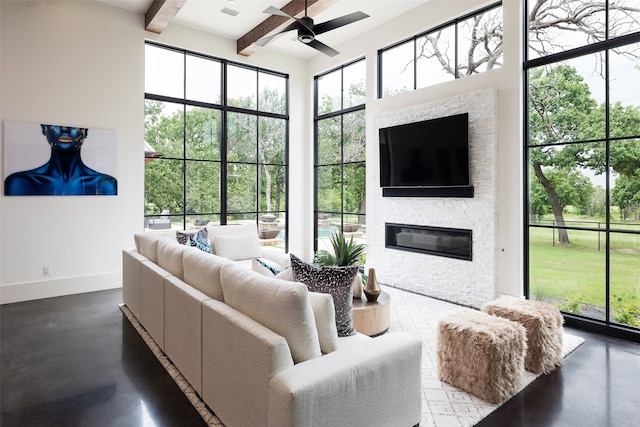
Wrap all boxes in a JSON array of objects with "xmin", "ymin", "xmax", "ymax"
[{"xmin": 2, "ymin": 286, "xmax": 639, "ymax": 426}]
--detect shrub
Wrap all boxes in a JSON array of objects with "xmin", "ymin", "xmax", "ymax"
[{"xmin": 612, "ymin": 294, "xmax": 640, "ymax": 327}]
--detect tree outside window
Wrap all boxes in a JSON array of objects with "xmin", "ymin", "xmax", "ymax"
[
  {"xmin": 379, "ymin": 2, "xmax": 503, "ymax": 97},
  {"xmin": 315, "ymin": 59, "xmax": 366, "ymax": 255},
  {"xmin": 144, "ymin": 43, "xmax": 288, "ymax": 250}
]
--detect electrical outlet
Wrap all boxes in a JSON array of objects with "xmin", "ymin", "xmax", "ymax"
[{"xmin": 43, "ymin": 265, "xmax": 52, "ymax": 276}]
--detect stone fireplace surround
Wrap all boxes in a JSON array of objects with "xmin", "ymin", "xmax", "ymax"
[{"xmin": 367, "ymin": 89, "xmax": 498, "ymax": 308}]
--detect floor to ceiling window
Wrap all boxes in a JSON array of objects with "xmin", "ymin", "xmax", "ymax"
[
  {"xmin": 314, "ymin": 59, "xmax": 366, "ymax": 252},
  {"xmin": 144, "ymin": 42, "xmax": 288, "ymax": 249},
  {"xmin": 524, "ymin": 0, "xmax": 640, "ymax": 337}
]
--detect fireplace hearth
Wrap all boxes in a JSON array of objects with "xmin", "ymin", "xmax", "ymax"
[{"xmin": 385, "ymin": 223, "xmax": 472, "ymax": 261}]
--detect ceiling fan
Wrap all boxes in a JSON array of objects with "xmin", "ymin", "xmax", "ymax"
[{"xmin": 255, "ymin": 0, "xmax": 369, "ymax": 57}]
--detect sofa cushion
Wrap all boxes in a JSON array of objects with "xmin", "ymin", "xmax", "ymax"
[
  {"xmin": 134, "ymin": 233, "xmax": 160, "ymax": 263},
  {"xmin": 251, "ymin": 257, "xmax": 284, "ymax": 277},
  {"xmin": 308, "ymin": 292, "xmax": 339, "ymax": 354},
  {"xmin": 220, "ymin": 263, "xmax": 321, "ymax": 363},
  {"xmin": 213, "ymin": 233, "xmax": 262, "ymax": 261},
  {"xmin": 290, "ymin": 254, "xmax": 358, "ymax": 337},
  {"xmin": 182, "ymin": 249, "xmax": 227, "ymax": 301},
  {"xmin": 260, "ymin": 246, "xmax": 292, "ymax": 268},
  {"xmin": 157, "ymin": 238, "xmax": 188, "ymax": 280}
]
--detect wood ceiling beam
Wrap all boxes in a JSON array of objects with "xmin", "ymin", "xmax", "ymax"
[
  {"xmin": 237, "ymin": 0, "xmax": 338, "ymax": 56},
  {"xmin": 145, "ymin": 0, "xmax": 188, "ymax": 34}
]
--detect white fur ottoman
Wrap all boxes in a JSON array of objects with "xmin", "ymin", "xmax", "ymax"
[
  {"xmin": 482, "ymin": 296, "xmax": 564, "ymax": 374},
  {"xmin": 437, "ymin": 308, "xmax": 527, "ymax": 404}
]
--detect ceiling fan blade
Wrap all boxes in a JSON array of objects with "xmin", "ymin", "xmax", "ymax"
[
  {"xmin": 263, "ymin": 5, "xmax": 313, "ymax": 31},
  {"xmin": 254, "ymin": 34, "xmax": 278, "ymax": 47},
  {"xmin": 263, "ymin": 6, "xmax": 294, "ymax": 19},
  {"xmin": 307, "ymin": 39, "xmax": 339, "ymax": 57},
  {"xmin": 255, "ymin": 21, "xmax": 303, "ymax": 46},
  {"xmin": 313, "ymin": 11, "xmax": 369, "ymax": 35}
]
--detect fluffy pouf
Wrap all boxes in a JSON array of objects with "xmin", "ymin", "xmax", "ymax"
[
  {"xmin": 482, "ymin": 296, "xmax": 564, "ymax": 374},
  {"xmin": 437, "ymin": 308, "xmax": 527, "ymax": 404}
]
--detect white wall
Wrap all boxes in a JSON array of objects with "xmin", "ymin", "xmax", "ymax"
[
  {"xmin": 0, "ymin": 0, "xmax": 308, "ymax": 303},
  {"xmin": 0, "ymin": 1, "xmax": 144, "ymax": 303}
]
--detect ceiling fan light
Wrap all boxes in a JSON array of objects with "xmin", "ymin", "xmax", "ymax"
[{"xmin": 298, "ymin": 33, "xmax": 314, "ymax": 43}]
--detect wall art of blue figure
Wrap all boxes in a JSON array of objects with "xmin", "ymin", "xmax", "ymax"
[{"xmin": 3, "ymin": 121, "xmax": 118, "ymax": 196}]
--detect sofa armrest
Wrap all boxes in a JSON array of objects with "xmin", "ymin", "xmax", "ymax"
[
  {"xmin": 268, "ymin": 332, "xmax": 422, "ymax": 427},
  {"xmin": 122, "ymin": 248, "xmax": 147, "ymax": 320},
  {"xmin": 202, "ymin": 299, "xmax": 295, "ymax": 427},
  {"xmin": 260, "ymin": 246, "xmax": 291, "ymax": 268}
]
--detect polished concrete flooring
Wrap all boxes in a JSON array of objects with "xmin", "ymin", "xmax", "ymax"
[{"xmin": 2, "ymin": 288, "xmax": 639, "ymax": 427}]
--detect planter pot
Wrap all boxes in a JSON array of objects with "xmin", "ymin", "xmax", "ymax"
[
  {"xmin": 331, "ymin": 223, "xmax": 361, "ymax": 233},
  {"xmin": 260, "ymin": 214, "xmax": 277, "ymax": 223},
  {"xmin": 259, "ymin": 229, "xmax": 280, "ymax": 239}
]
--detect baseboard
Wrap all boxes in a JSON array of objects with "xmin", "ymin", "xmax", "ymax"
[{"xmin": 0, "ymin": 272, "xmax": 122, "ymax": 304}]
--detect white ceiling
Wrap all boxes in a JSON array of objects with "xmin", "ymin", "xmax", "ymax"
[{"xmin": 98, "ymin": 0, "xmax": 429, "ymax": 58}]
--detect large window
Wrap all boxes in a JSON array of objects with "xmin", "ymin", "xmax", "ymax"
[
  {"xmin": 525, "ymin": 0, "xmax": 640, "ymax": 336},
  {"xmin": 378, "ymin": 2, "xmax": 502, "ymax": 97},
  {"xmin": 314, "ymin": 59, "xmax": 366, "ymax": 253},
  {"xmin": 144, "ymin": 43, "xmax": 288, "ymax": 249}
]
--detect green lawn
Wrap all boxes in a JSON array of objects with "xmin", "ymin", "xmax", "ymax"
[{"xmin": 528, "ymin": 224, "xmax": 640, "ymax": 325}]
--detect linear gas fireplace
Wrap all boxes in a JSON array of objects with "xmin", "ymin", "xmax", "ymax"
[{"xmin": 385, "ymin": 223, "xmax": 472, "ymax": 261}]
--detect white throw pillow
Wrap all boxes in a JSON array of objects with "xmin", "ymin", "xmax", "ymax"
[
  {"xmin": 275, "ymin": 267, "xmax": 293, "ymax": 281},
  {"xmin": 251, "ymin": 257, "xmax": 284, "ymax": 277},
  {"xmin": 220, "ymin": 264, "xmax": 321, "ymax": 363},
  {"xmin": 213, "ymin": 233, "xmax": 261, "ymax": 261},
  {"xmin": 308, "ymin": 292, "xmax": 339, "ymax": 354}
]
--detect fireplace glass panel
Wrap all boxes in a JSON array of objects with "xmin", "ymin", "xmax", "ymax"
[{"xmin": 385, "ymin": 223, "xmax": 472, "ymax": 261}]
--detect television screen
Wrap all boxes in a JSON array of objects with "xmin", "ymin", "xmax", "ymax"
[{"xmin": 379, "ymin": 113, "xmax": 469, "ymax": 188}]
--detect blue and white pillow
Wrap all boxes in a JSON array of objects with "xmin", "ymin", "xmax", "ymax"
[{"xmin": 189, "ymin": 231, "xmax": 213, "ymax": 254}]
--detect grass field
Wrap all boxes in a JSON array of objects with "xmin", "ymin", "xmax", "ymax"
[{"xmin": 528, "ymin": 221, "xmax": 640, "ymax": 325}]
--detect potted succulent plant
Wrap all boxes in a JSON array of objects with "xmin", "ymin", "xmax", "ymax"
[{"xmin": 314, "ymin": 232, "xmax": 367, "ymax": 298}]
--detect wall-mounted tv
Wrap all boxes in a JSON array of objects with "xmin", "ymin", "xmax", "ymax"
[{"xmin": 379, "ymin": 113, "xmax": 473, "ymax": 197}]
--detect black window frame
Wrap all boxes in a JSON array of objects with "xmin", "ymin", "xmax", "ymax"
[
  {"xmin": 144, "ymin": 41, "xmax": 289, "ymax": 251},
  {"xmin": 314, "ymin": 57, "xmax": 367, "ymax": 252},
  {"xmin": 523, "ymin": 1, "xmax": 640, "ymax": 342},
  {"xmin": 377, "ymin": 1, "xmax": 503, "ymax": 98}
]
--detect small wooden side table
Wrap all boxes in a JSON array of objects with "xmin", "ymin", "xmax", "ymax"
[{"xmin": 352, "ymin": 291, "xmax": 390, "ymax": 337}]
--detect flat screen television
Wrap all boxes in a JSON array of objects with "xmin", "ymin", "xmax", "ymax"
[{"xmin": 379, "ymin": 113, "xmax": 470, "ymax": 189}]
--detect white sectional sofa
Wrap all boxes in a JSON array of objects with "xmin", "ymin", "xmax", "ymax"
[{"xmin": 122, "ymin": 224, "xmax": 423, "ymax": 427}]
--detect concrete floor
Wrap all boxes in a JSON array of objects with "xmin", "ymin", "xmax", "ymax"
[{"xmin": 1, "ymin": 288, "xmax": 639, "ymax": 427}]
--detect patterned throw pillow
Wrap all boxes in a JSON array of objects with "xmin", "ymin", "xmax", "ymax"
[
  {"xmin": 189, "ymin": 231, "xmax": 213, "ymax": 254},
  {"xmin": 290, "ymin": 254, "xmax": 358, "ymax": 337},
  {"xmin": 176, "ymin": 227, "xmax": 208, "ymax": 245}
]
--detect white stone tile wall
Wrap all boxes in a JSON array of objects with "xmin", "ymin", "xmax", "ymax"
[{"xmin": 368, "ymin": 89, "xmax": 498, "ymax": 308}]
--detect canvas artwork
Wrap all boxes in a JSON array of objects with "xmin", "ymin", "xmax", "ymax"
[{"xmin": 3, "ymin": 121, "xmax": 118, "ymax": 196}]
